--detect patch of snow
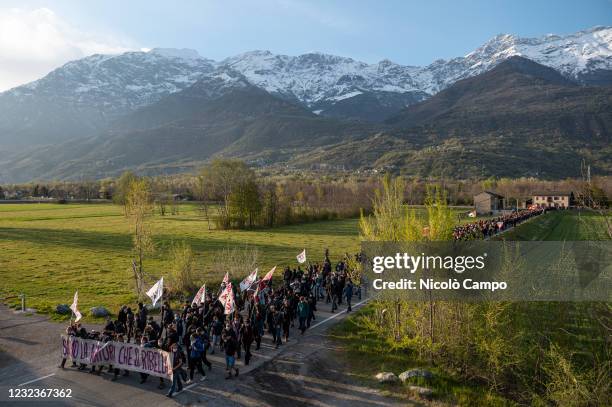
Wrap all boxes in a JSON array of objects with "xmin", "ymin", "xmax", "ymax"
[
  {"xmin": 329, "ymin": 91, "xmax": 363, "ymax": 101},
  {"xmin": 149, "ymin": 48, "xmax": 202, "ymax": 60}
]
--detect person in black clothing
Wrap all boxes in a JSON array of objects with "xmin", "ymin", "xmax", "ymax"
[
  {"xmin": 126, "ymin": 307, "xmax": 135, "ymax": 342},
  {"xmin": 196, "ymin": 327, "xmax": 212, "ymax": 370},
  {"xmin": 222, "ymin": 332, "xmax": 239, "ymax": 379},
  {"xmin": 241, "ymin": 318, "xmax": 254, "ymax": 365},
  {"xmin": 117, "ymin": 305, "xmax": 127, "ymax": 332},
  {"xmin": 137, "ymin": 302, "xmax": 147, "ymax": 332},
  {"xmin": 166, "ymin": 342, "xmax": 185, "ymax": 398}
]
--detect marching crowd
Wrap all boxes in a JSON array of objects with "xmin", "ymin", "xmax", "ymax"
[
  {"xmin": 60, "ymin": 251, "xmax": 361, "ymax": 398},
  {"xmin": 453, "ymin": 207, "xmax": 545, "ymax": 240}
]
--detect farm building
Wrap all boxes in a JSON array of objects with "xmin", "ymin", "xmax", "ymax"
[
  {"xmin": 473, "ymin": 191, "xmax": 505, "ymax": 214},
  {"xmin": 533, "ymin": 192, "xmax": 572, "ymax": 208}
]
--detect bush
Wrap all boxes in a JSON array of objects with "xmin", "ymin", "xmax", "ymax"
[{"xmin": 167, "ymin": 241, "xmax": 197, "ymax": 297}]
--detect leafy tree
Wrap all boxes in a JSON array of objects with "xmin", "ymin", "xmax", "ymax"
[
  {"xmin": 114, "ymin": 171, "xmax": 137, "ymax": 211},
  {"xmin": 228, "ymin": 179, "xmax": 262, "ymax": 228},
  {"xmin": 199, "ymin": 159, "xmax": 257, "ymax": 228},
  {"xmin": 125, "ymin": 177, "xmax": 154, "ymax": 296}
]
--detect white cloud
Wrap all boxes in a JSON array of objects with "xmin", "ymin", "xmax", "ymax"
[{"xmin": 0, "ymin": 8, "xmax": 136, "ymax": 91}]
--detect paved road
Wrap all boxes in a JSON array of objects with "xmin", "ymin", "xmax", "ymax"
[{"xmin": 0, "ymin": 295, "xmax": 403, "ymax": 406}]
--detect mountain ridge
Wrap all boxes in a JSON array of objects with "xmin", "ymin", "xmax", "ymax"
[{"xmin": 0, "ymin": 25, "xmax": 610, "ymax": 148}]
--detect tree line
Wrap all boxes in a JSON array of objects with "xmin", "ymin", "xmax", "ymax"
[{"xmin": 1, "ymin": 164, "xmax": 609, "ymax": 212}]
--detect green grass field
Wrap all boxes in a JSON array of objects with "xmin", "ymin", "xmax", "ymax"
[
  {"xmin": 1, "ymin": 204, "xmax": 608, "ymax": 318},
  {"xmin": 498, "ymin": 209, "xmax": 610, "ymax": 241},
  {"xmin": 0, "ymin": 202, "xmax": 361, "ymax": 315}
]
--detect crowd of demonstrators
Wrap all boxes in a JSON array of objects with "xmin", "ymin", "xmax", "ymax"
[
  {"xmin": 59, "ymin": 250, "xmax": 362, "ymax": 398},
  {"xmin": 453, "ymin": 208, "xmax": 546, "ymax": 240}
]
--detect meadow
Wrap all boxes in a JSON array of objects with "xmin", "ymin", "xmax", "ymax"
[
  {"xmin": 1, "ymin": 204, "xmax": 608, "ymax": 318},
  {"xmin": 0, "ymin": 202, "xmax": 361, "ymax": 315},
  {"xmin": 497, "ymin": 208, "xmax": 610, "ymax": 240}
]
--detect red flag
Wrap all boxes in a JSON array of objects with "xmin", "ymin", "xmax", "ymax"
[{"xmin": 255, "ymin": 266, "xmax": 276, "ymax": 297}]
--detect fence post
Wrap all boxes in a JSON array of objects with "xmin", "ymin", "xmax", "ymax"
[{"xmin": 18, "ymin": 293, "xmax": 25, "ymax": 311}]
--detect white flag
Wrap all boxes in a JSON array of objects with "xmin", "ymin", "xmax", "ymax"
[
  {"xmin": 296, "ymin": 249, "xmax": 306, "ymax": 264},
  {"xmin": 219, "ymin": 281, "xmax": 232, "ymax": 306},
  {"xmin": 146, "ymin": 277, "xmax": 164, "ymax": 307},
  {"xmin": 223, "ymin": 283, "xmax": 235, "ymax": 315},
  {"xmin": 221, "ymin": 272, "xmax": 229, "ymax": 288},
  {"xmin": 240, "ymin": 268, "xmax": 258, "ymax": 292},
  {"xmin": 70, "ymin": 291, "xmax": 82, "ymax": 322},
  {"xmin": 192, "ymin": 284, "xmax": 206, "ymax": 306},
  {"xmin": 219, "ymin": 282, "xmax": 234, "ymax": 306}
]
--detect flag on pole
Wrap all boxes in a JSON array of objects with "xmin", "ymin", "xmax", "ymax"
[
  {"xmin": 255, "ymin": 266, "xmax": 276, "ymax": 296},
  {"xmin": 296, "ymin": 249, "xmax": 306, "ymax": 264},
  {"xmin": 192, "ymin": 284, "xmax": 206, "ymax": 306},
  {"xmin": 70, "ymin": 291, "xmax": 82, "ymax": 322},
  {"xmin": 219, "ymin": 281, "xmax": 232, "ymax": 306},
  {"xmin": 221, "ymin": 272, "xmax": 229, "ymax": 288},
  {"xmin": 146, "ymin": 277, "xmax": 164, "ymax": 307},
  {"xmin": 240, "ymin": 268, "xmax": 258, "ymax": 292},
  {"xmin": 223, "ymin": 283, "xmax": 235, "ymax": 315}
]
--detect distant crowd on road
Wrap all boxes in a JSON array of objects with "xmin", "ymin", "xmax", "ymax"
[
  {"xmin": 60, "ymin": 250, "xmax": 362, "ymax": 398},
  {"xmin": 453, "ymin": 207, "xmax": 546, "ymax": 240}
]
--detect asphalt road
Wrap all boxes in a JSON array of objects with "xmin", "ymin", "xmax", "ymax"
[{"xmin": 0, "ymin": 295, "xmax": 402, "ymax": 406}]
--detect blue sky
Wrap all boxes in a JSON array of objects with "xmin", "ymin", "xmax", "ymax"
[{"xmin": 0, "ymin": 0, "xmax": 610, "ymax": 90}]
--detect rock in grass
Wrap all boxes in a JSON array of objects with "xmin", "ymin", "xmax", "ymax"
[
  {"xmin": 56, "ymin": 304, "xmax": 71, "ymax": 315},
  {"xmin": 399, "ymin": 369, "xmax": 434, "ymax": 382},
  {"xmin": 90, "ymin": 306, "xmax": 110, "ymax": 318},
  {"xmin": 375, "ymin": 372, "xmax": 399, "ymax": 383},
  {"xmin": 408, "ymin": 385, "xmax": 433, "ymax": 399}
]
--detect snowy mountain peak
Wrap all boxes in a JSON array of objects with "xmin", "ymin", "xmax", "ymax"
[{"xmin": 148, "ymin": 48, "xmax": 202, "ymax": 60}]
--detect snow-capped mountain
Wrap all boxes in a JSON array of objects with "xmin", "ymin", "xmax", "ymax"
[
  {"xmin": 222, "ymin": 50, "xmax": 424, "ymax": 105},
  {"xmin": 417, "ymin": 25, "xmax": 612, "ymax": 93},
  {"xmin": 0, "ymin": 26, "xmax": 610, "ymax": 149},
  {"xmin": 0, "ymin": 48, "xmax": 215, "ymax": 146},
  {"xmin": 223, "ymin": 26, "xmax": 612, "ymax": 102},
  {"xmin": 4, "ymin": 48, "xmax": 215, "ymax": 115}
]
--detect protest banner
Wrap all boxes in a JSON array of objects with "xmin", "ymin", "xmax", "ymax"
[{"xmin": 61, "ymin": 335, "xmax": 173, "ymax": 379}]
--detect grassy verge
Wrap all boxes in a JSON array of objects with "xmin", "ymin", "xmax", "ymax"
[{"xmin": 329, "ymin": 305, "xmax": 516, "ymax": 406}]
